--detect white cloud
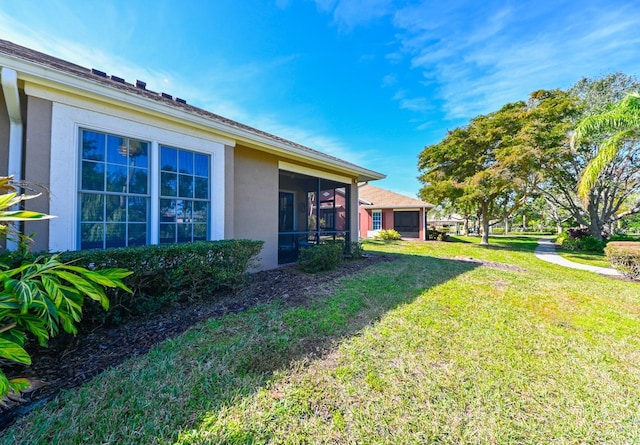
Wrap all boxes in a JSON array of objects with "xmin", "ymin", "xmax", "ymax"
[
  {"xmin": 315, "ymin": 0, "xmax": 394, "ymax": 30},
  {"xmin": 390, "ymin": 2, "xmax": 640, "ymax": 121}
]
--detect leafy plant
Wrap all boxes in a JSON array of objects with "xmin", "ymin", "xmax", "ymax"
[
  {"xmin": 298, "ymin": 242, "xmax": 344, "ymax": 273},
  {"xmin": 375, "ymin": 229, "xmax": 402, "ymax": 240},
  {"xmin": 0, "ymin": 176, "xmax": 132, "ymax": 398}
]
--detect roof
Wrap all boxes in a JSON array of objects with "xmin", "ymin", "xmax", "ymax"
[
  {"xmin": 359, "ymin": 184, "xmax": 434, "ymax": 209},
  {"xmin": 0, "ymin": 39, "xmax": 385, "ymax": 182}
]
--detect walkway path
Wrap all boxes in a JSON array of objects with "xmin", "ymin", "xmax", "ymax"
[{"xmin": 534, "ymin": 238, "xmax": 621, "ymax": 276}]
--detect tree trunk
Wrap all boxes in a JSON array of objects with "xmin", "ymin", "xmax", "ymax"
[
  {"xmin": 481, "ymin": 201, "xmax": 490, "ymax": 245},
  {"xmin": 587, "ymin": 202, "xmax": 603, "ymax": 241}
]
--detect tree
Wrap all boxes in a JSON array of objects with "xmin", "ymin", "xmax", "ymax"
[
  {"xmin": 538, "ymin": 74, "xmax": 640, "ymax": 240},
  {"xmin": 418, "ymin": 101, "xmax": 536, "ymax": 244},
  {"xmin": 573, "ymin": 92, "xmax": 640, "ymax": 201}
]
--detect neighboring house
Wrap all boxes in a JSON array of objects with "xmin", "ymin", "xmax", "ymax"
[
  {"xmin": 428, "ymin": 213, "xmax": 466, "ymax": 235},
  {"xmin": 0, "ymin": 40, "xmax": 385, "ymax": 269},
  {"xmin": 359, "ymin": 184, "xmax": 434, "ymax": 240}
]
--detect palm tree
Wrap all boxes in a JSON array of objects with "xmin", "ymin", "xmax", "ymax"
[{"xmin": 572, "ymin": 92, "xmax": 640, "ymax": 202}]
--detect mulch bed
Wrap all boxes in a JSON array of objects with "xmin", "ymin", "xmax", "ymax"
[{"xmin": 1, "ymin": 254, "xmax": 396, "ymax": 430}]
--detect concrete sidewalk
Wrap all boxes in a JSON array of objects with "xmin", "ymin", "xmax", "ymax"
[{"xmin": 534, "ymin": 238, "xmax": 621, "ymax": 276}]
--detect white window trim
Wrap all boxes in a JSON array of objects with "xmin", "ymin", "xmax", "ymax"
[
  {"xmin": 50, "ymin": 103, "xmax": 225, "ymax": 251},
  {"xmin": 372, "ymin": 210, "xmax": 382, "ymax": 231}
]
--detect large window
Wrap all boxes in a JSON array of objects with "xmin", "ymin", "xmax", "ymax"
[
  {"xmin": 79, "ymin": 129, "xmax": 149, "ymax": 249},
  {"xmin": 159, "ymin": 145, "xmax": 210, "ymax": 243},
  {"xmin": 372, "ymin": 210, "xmax": 382, "ymax": 230},
  {"xmin": 79, "ymin": 129, "xmax": 211, "ymax": 249}
]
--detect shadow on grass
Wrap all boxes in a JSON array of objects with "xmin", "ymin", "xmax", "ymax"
[
  {"xmin": 4, "ymin": 253, "xmax": 480, "ymax": 444},
  {"xmin": 172, "ymin": 253, "xmax": 480, "ymax": 442}
]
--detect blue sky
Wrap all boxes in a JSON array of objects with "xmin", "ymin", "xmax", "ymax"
[{"xmin": 2, "ymin": 1, "xmax": 639, "ymax": 197}]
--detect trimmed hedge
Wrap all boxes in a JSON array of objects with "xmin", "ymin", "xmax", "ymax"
[
  {"xmin": 605, "ymin": 241, "xmax": 640, "ymax": 281},
  {"xmin": 57, "ymin": 240, "xmax": 263, "ymax": 324},
  {"xmin": 298, "ymin": 241, "xmax": 344, "ymax": 273}
]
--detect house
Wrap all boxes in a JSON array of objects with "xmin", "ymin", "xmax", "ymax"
[
  {"xmin": 359, "ymin": 184, "xmax": 434, "ymax": 240},
  {"xmin": 0, "ymin": 40, "xmax": 385, "ymax": 269}
]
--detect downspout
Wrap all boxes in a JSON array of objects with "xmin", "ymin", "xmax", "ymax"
[
  {"xmin": 1, "ymin": 67, "xmax": 23, "ymax": 182},
  {"xmin": 1, "ymin": 67, "xmax": 24, "ymax": 251}
]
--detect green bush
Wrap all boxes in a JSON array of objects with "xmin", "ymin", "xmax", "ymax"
[
  {"xmin": 605, "ymin": 242, "xmax": 640, "ymax": 280},
  {"xmin": 375, "ymin": 229, "xmax": 402, "ymax": 240},
  {"xmin": 557, "ymin": 230, "xmax": 606, "ymax": 252},
  {"xmin": 347, "ymin": 241, "xmax": 364, "ymax": 259},
  {"xmin": 581, "ymin": 236, "xmax": 606, "ymax": 252},
  {"xmin": 55, "ymin": 240, "xmax": 264, "ymax": 325},
  {"xmin": 0, "ymin": 176, "xmax": 132, "ymax": 398},
  {"xmin": 298, "ymin": 242, "xmax": 344, "ymax": 273},
  {"xmin": 426, "ymin": 229, "xmax": 449, "ymax": 241}
]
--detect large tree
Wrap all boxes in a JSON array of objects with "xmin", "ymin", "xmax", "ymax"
[
  {"xmin": 418, "ymin": 101, "xmax": 536, "ymax": 244},
  {"xmin": 538, "ymin": 74, "xmax": 640, "ymax": 239}
]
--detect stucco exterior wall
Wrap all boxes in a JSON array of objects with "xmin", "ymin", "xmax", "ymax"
[
  {"xmin": 233, "ymin": 145, "xmax": 279, "ymax": 270},
  {"xmin": 23, "ymin": 96, "xmax": 52, "ymax": 252}
]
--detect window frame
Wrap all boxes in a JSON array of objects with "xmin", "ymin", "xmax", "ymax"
[
  {"xmin": 77, "ymin": 127, "xmax": 214, "ymax": 249},
  {"xmin": 372, "ymin": 210, "xmax": 382, "ymax": 231}
]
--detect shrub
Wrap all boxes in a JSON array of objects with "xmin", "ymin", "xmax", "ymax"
[
  {"xmin": 298, "ymin": 242, "xmax": 344, "ymax": 273},
  {"xmin": 347, "ymin": 241, "xmax": 364, "ymax": 259},
  {"xmin": 605, "ymin": 242, "xmax": 640, "ymax": 280},
  {"xmin": 580, "ymin": 236, "xmax": 606, "ymax": 253},
  {"xmin": 0, "ymin": 176, "xmax": 131, "ymax": 398},
  {"xmin": 55, "ymin": 239, "xmax": 264, "ymax": 325},
  {"xmin": 426, "ymin": 229, "xmax": 449, "ymax": 241},
  {"xmin": 375, "ymin": 229, "xmax": 402, "ymax": 240},
  {"xmin": 557, "ymin": 229, "xmax": 606, "ymax": 252}
]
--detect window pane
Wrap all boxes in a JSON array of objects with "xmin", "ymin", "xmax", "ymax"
[
  {"xmin": 80, "ymin": 193, "xmax": 104, "ymax": 222},
  {"xmin": 107, "ymin": 135, "xmax": 128, "ymax": 165},
  {"xmin": 128, "ymin": 197, "xmax": 147, "ymax": 222},
  {"xmin": 105, "ymin": 223, "xmax": 126, "ymax": 248},
  {"xmin": 192, "ymin": 201, "xmax": 208, "ymax": 222},
  {"xmin": 178, "ymin": 150, "xmax": 193, "ymax": 174},
  {"xmin": 129, "ymin": 167, "xmax": 148, "ymax": 194},
  {"xmin": 82, "ymin": 161, "xmax": 105, "ymax": 191},
  {"xmin": 159, "ymin": 223, "xmax": 176, "ymax": 243},
  {"xmin": 106, "ymin": 195, "xmax": 126, "ymax": 222},
  {"xmin": 160, "ymin": 172, "xmax": 177, "ymax": 197},
  {"xmin": 178, "ymin": 174, "xmax": 193, "ymax": 198},
  {"xmin": 160, "ymin": 199, "xmax": 176, "ymax": 222},
  {"xmin": 193, "ymin": 224, "xmax": 207, "ymax": 241},
  {"xmin": 161, "ymin": 146, "xmax": 177, "ymax": 172},
  {"xmin": 177, "ymin": 224, "xmax": 192, "ymax": 242},
  {"xmin": 194, "ymin": 177, "xmax": 208, "ymax": 199},
  {"xmin": 82, "ymin": 130, "xmax": 105, "ymax": 161},
  {"xmin": 180, "ymin": 200, "xmax": 192, "ymax": 222},
  {"xmin": 128, "ymin": 224, "xmax": 147, "ymax": 246},
  {"xmin": 130, "ymin": 140, "xmax": 148, "ymax": 168},
  {"xmin": 81, "ymin": 223, "xmax": 103, "ymax": 249},
  {"xmin": 106, "ymin": 164, "xmax": 127, "ymax": 192},
  {"xmin": 194, "ymin": 154, "xmax": 208, "ymax": 176}
]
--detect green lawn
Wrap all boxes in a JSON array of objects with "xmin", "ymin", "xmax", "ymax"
[
  {"xmin": 556, "ymin": 249, "xmax": 612, "ymax": 268},
  {"xmin": 4, "ymin": 237, "xmax": 640, "ymax": 444}
]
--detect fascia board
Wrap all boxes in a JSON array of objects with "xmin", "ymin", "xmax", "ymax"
[{"xmin": 3, "ymin": 54, "xmax": 385, "ymax": 183}]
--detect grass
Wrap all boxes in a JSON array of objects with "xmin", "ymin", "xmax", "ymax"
[
  {"xmin": 4, "ymin": 236, "xmax": 640, "ymax": 444},
  {"xmin": 556, "ymin": 249, "xmax": 612, "ymax": 268}
]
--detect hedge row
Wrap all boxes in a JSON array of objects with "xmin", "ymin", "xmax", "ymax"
[
  {"xmin": 56, "ymin": 239, "xmax": 263, "ymax": 325},
  {"xmin": 604, "ymin": 241, "xmax": 640, "ymax": 280}
]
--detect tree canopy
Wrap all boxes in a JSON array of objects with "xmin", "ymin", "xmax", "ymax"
[{"xmin": 418, "ymin": 73, "xmax": 640, "ymax": 242}]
